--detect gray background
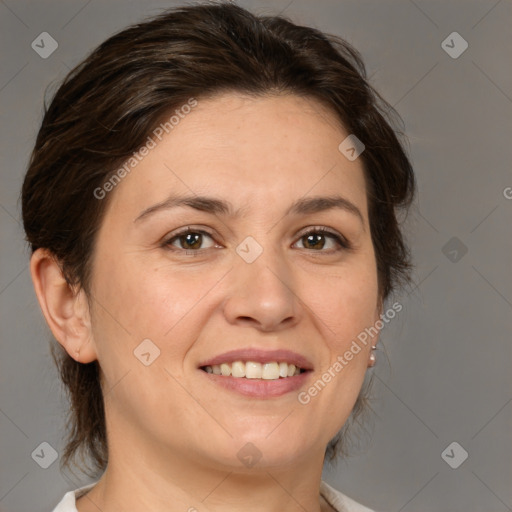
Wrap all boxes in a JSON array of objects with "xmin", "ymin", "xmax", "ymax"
[{"xmin": 1, "ymin": 1, "xmax": 511, "ymax": 511}]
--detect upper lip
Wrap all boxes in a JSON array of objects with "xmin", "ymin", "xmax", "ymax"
[{"xmin": 198, "ymin": 349, "xmax": 314, "ymax": 371}]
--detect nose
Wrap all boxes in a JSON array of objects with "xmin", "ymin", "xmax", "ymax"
[{"xmin": 222, "ymin": 245, "xmax": 302, "ymax": 332}]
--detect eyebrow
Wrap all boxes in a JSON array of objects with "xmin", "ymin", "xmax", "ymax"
[{"xmin": 134, "ymin": 194, "xmax": 365, "ymax": 226}]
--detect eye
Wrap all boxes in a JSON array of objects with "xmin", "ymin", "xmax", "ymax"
[
  {"xmin": 162, "ymin": 226, "xmax": 350, "ymax": 255},
  {"xmin": 163, "ymin": 227, "xmax": 218, "ymax": 252},
  {"xmin": 293, "ymin": 227, "xmax": 350, "ymax": 252}
]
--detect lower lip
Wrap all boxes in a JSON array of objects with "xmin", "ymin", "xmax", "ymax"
[{"xmin": 199, "ymin": 370, "xmax": 312, "ymax": 398}]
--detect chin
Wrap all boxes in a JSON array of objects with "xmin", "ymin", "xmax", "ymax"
[{"xmin": 223, "ymin": 433, "xmax": 313, "ymax": 470}]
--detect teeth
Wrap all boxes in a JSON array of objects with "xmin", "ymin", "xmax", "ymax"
[
  {"xmin": 202, "ymin": 361, "xmax": 304, "ymax": 380},
  {"xmin": 220, "ymin": 363, "xmax": 231, "ymax": 376},
  {"xmin": 231, "ymin": 361, "xmax": 246, "ymax": 378},
  {"xmin": 246, "ymin": 361, "xmax": 262, "ymax": 379},
  {"xmin": 262, "ymin": 362, "xmax": 280, "ymax": 380}
]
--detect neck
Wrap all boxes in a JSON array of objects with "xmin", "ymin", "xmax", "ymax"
[{"xmin": 76, "ymin": 432, "xmax": 329, "ymax": 512}]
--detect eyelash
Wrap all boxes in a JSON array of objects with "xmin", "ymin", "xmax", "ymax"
[{"xmin": 161, "ymin": 226, "xmax": 351, "ymax": 255}]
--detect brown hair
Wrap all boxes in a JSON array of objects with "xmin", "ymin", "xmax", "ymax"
[{"xmin": 21, "ymin": 2, "xmax": 415, "ymax": 477}]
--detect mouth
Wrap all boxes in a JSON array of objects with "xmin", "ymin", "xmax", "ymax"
[
  {"xmin": 198, "ymin": 347, "xmax": 313, "ymax": 399},
  {"xmin": 197, "ymin": 349, "xmax": 313, "ymax": 398},
  {"xmin": 200, "ymin": 361, "xmax": 308, "ymax": 380}
]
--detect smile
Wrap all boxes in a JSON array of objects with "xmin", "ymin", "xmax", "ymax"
[{"xmin": 200, "ymin": 361, "xmax": 306, "ymax": 380}]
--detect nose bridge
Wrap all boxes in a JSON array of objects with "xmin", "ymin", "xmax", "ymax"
[{"xmin": 223, "ymin": 236, "xmax": 301, "ymax": 330}]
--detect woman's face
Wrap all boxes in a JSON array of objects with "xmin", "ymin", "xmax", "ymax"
[{"xmin": 86, "ymin": 93, "xmax": 381, "ymax": 471}]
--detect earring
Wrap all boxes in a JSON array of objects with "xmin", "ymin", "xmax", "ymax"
[{"xmin": 368, "ymin": 345, "xmax": 377, "ymax": 367}]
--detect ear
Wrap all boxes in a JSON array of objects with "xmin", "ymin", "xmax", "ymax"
[{"xmin": 29, "ymin": 248, "xmax": 97, "ymax": 363}]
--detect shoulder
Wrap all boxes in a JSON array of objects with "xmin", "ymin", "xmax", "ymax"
[
  {"xmin": 51, "ymin": 482, "xmax": 97, "ymax": 512},
  {"xmin": 320, "ymin": 480, "xmax": 377, "ymax": 512}
]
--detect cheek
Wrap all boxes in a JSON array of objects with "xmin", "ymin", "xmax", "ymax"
[
  {"xmin": 89, "ymin": 251, "xmax": 227, "ymax": 365},
  {"xmin": 309, "ymin": 255, "xmax": 379, "ymax": 347},
  {"xmin": 87, "ymin": 255, "xmax": 218, "ymax": 421},
  {"xmin": 300, "ymin": 267, "xmax": 377, "ymax": 435},
  {"xmin": 333, "ymin": 281, "xmax": 379, "ymax": 346}
]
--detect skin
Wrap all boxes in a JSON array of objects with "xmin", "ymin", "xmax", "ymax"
[{"xmin": 31, "ymin": 93, "xmax": 381, "ymax": 512}]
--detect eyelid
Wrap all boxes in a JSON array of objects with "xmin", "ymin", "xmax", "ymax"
[
  {"xmin": 162, "ymin": 225, "xmax": 217, "ymax": 247},
  {"xmin": 294, "ymin": 225, "xmax": 351, "ymax": 250},
  {"xmin": 166, "ymin": 225, "xmax": 216, "ymax": 238},
  {"xmin": 162, "ymin": 225, "xmax": 352, "ymax": 253}
]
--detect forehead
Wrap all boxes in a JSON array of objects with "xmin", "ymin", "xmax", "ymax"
[{"xmin": 105, "ymin": 92, "xmax": 368, "ymax": 223}]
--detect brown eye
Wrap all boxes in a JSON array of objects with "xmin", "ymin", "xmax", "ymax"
[
  {"xmin": 164, "ymin": 228, "xmax": 216, "ymax": 252},
  {"xmin": 294, "ymin": 228, "xmax": 349, "ymax": 252},
  {"xmin": 302, "ymin": 232, "xmax": 327, "ymax": 250},
  {"xmin": 176, "ymin": 232, "xmax": 203, "ymax": 250}
]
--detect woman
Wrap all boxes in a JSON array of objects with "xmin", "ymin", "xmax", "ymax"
[{"xmin": 21, "ymin": 3, "xmax": 415, "ymax": 511}]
